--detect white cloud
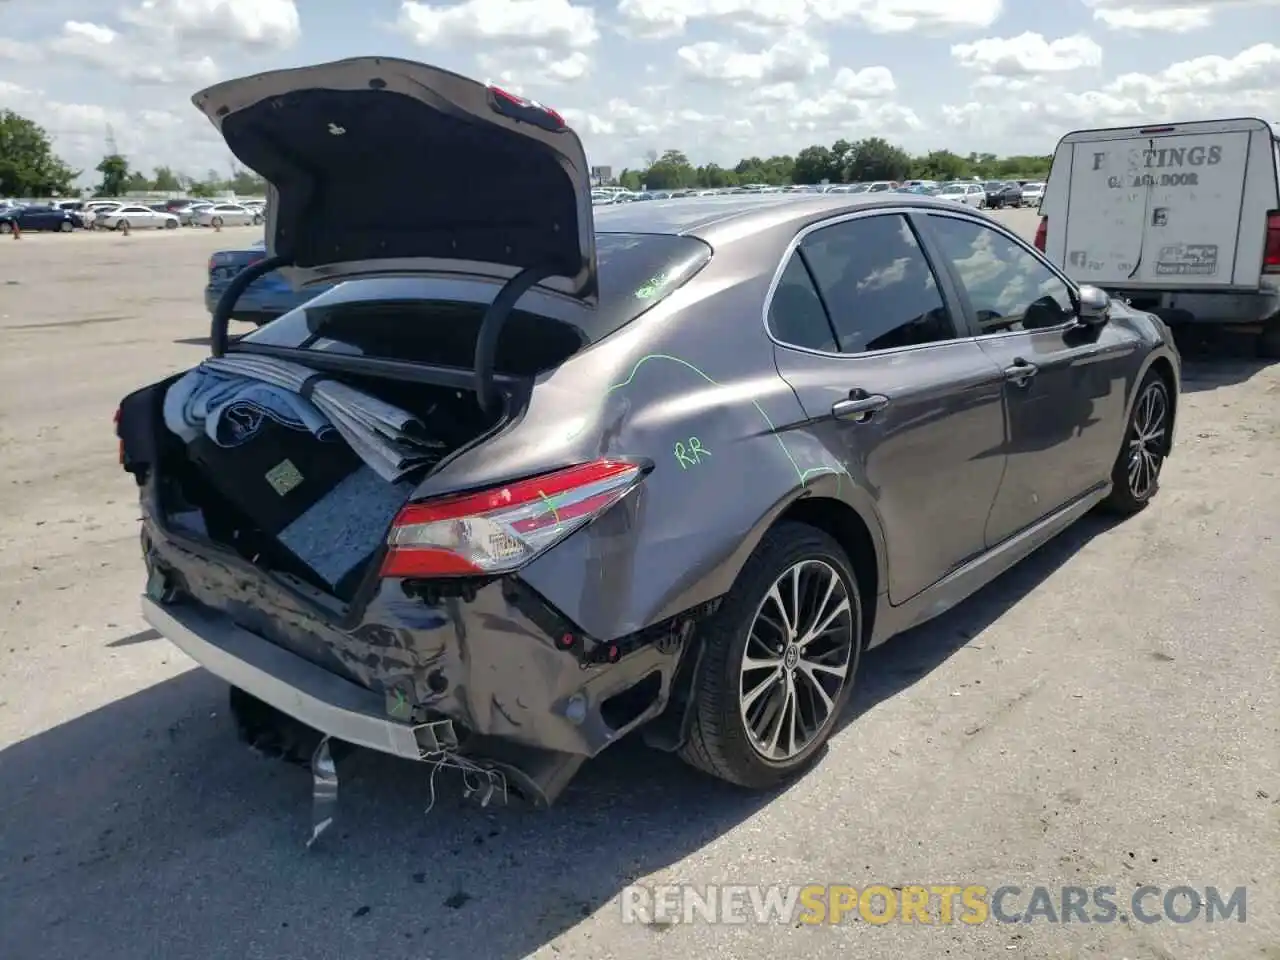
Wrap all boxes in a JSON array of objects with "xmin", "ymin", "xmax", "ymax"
[
  {"xmin": 942, "ymin": 42, "xmax": 1280, "ymax": 145},
  {"xmin": 48, "ymin": 20, "xmax": 220, "ymax": 86},
  {"xmin": 0, "ymin": 38, "xmax": 40, "ymax": 62},
  {"xmin": 120, "ymin": 0, "xmax": 300, "ymax": 48},
  {"xmin": 398, "ymin": 0, "xmax": 598, "ymax": 52},
  {"xmin": 1081, "ymin": 0, "xmax": 1280, "ymax": 32},
  {"xmin": 678, "ymin": 32, "xmax": 829, "ymax": 85},
  {"xmin": 952, "ymin": 32, "xmax": 1104, "ymax": 75},
  {"xmin": 832, "ymin": 65, "xmax": 897, "ymax": 96},
  {"xmin": 813, "ymin": 0, "xmax": 1004, "ymax": 32},
  {"xmin": 618, "ymin": 0, "xmax": 1002, "ymax": 38},
  {"xmin": 476, "ymin": 47, "xmax": 592, "ymax": 85},
  {"xmin": 616, "ymin": 0, "xmax": 809, "ymax": 39}
]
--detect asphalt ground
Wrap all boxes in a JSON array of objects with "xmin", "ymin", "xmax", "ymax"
[{"xmin": 0, "ymin": 212, "xmax": 1276, "ymax": 959}]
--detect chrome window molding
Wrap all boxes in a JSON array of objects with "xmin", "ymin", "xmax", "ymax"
[{"xmin": 760, "ymin": 204, "xmax": 1082, "ymax": 358}]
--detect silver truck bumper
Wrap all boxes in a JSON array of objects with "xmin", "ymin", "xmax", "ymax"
[{"xmin": 141, "ymin": 597, "xmax": 455, "ymax": 760}]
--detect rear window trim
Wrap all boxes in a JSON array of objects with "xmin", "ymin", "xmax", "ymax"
[
  {"xmin": 226, "ymin": 340, "xmax": 525, "ymax": 392},
  {"xmin": 244, "ymin": 231, "xmax": 712, "ymax": 352}
]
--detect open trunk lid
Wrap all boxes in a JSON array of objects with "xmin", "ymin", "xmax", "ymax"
[
  {"xmin": 192, "ymin": 56, "xmax": 597, "ymax": 302},
  {"xmin": 1042, "ymin": 117, "xmax": 1280, "ymax": 290}
]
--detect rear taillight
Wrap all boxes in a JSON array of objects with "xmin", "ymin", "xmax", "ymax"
[
  {"xmin": 381, "ymin": 459, "xmax": 645, "ymax": 578},
  {"xmin": 1034, "ymin": 216, "xmax": 1047, "ymax": 252},
  {"xmin": 488, "ymin": 85, "xmax": 565, "ymax": 131},
  {"xmin": 1263, "ymin": 211, "xmax": 1280, "ymax": 274},
  {"xmin": 114, "ymin": 406, "xmax": 124, "ymax": 465}
]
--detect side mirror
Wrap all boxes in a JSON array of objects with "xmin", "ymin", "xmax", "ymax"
[{"xmin": 1075, "ymin": 284, "xmax": 1111, "ymax": 326}]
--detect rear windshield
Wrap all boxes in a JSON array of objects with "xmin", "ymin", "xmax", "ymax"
[
  {"xmin": 590, "ymin": 232, "xmax": 711, "ymax": 337},
  {"xmin": 242, "ymin": 232, "xmax": 711, "ymax": 375}
]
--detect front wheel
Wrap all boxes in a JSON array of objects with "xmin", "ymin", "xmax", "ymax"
[
  {"xmin": 0, "ymin": 222, "xmax": 11, "ymax": 234},
  {"xmin": 211, "ymin": 216, "xmax": 223, "ymax": 228},
  {"xmin": 679, "ymin": 522, "xmax": 862, "ymax": 789},
  {"xmin": 117, "ymin": 220, "xmax": 130, "ymax": 232},
  {"xmin": 1101, "ymin": 370, "xmax": 1171, "ymax": 514},
  {"xmin": 164, "ymin": 218, "xmax": 178, "ymax": 229},
  {"xmin": 59, "ymin": 220, "xmax": 73, "ymax": 232}
]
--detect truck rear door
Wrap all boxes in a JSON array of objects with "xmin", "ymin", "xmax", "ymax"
[{"xmin": 1061, "ymin": 127, "xmax": 1252, "ymax": 288}]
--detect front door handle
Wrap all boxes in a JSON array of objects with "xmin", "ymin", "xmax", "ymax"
[
  {"xmin": 1004, "ymin": 358, "xmax": 1038, "ymax": 386},
  {"xmin": 832, "ymin": 392, "xmax": 890, "ymax": 422}
]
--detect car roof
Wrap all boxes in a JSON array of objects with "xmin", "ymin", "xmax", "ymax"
[{"xmin": 592, "ymin": 192, "xmax": 974, "ymax": 245}]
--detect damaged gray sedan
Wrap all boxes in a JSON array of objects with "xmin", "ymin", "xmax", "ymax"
[{"xmin": 116, "ymin": 57, "xmax": 1181, "ymax": 811}]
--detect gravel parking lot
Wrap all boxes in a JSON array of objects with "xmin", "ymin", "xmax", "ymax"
[{"xmin": 1, "ymin": 211, "xmax": 1277, "ymax": 960}]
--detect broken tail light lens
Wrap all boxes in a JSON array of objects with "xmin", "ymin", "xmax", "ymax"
[
  {"xmin": 1034, "ymin": 216, "xmax": 1047, "ymax": 252},
  {"xmin": 381, "ymin": 459, "xmax": 645, "ymax": 578},
  {"xmin": 1263, "ymin": 211, "xmax": 1280, "ymax": 274}
]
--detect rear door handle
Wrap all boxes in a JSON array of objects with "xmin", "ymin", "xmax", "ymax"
[
  {"xmin": 1003, "ymin": 359, "xmax": 1038, "ymax": 386},
  {"xmin": 832, "ymin": 393, "xmax": 889, "ymax": 422}
]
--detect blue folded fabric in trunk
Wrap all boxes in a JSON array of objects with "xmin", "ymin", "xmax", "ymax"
[{"xmin": 275, "ymin": 466, "xmax": 412, "ymax": 587}]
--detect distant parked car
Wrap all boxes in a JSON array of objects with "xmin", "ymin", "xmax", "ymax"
[
  {"xmin": 983, "ymin": 181, "xmax": 1023, "ymax": 209},
  {"xmin": 174, "ymin": 202, "xmax": 213, "ymax": 226},
  {"xmin": 938, "ymin": 182, "xmax": 986, "ymax": 208},
  {"xmin": 196, "ymin": 203, "xmax": 261, "ymax": 228},
  {"xmin": 1021, "ymin": 181, "xmax": 1045, "ymax": 206},
  {"xmin": 82, "ymin": 201, "xmax": 126, "ymax": 228},
  {"xmin": 96, "ymin": 205, "xmax": 180, "ymax": 230},
  {"xmin": 0, "ymin": 205, "xmax": 82, "ymax": 233},
  {"xmin": 205, "ymin": 240, "xmax": 333, "ymax": 325}
]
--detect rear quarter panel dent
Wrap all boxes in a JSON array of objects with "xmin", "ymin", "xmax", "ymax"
[{"xmin": 518, "ymin": 370, "xmax": 815, "ymax": 639}]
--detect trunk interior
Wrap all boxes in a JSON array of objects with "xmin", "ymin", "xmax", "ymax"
[
  {"xmin": 131, "ymin": 297, "xmax": 586, "ymax": 606},
  {"xmin": 151, "ymin": 373, "xmax": 505, "ymax": 604}
]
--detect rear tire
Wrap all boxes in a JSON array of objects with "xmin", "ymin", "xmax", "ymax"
[
  {"xmin": 1101, "ymin": 369, "xmax": 1171, "ymax": 515},
  {"xmin": 1257, "ymin": 317, "xmax": 1280, "ymax": 360},
  {"xmin": 164, "ymin": 219, "xmax": 178, "ymax": 230},
  {"xmin": 211, "ymin": 216, "xmax": 224, "ymax": 228},
  {"xmin": 678, "ymin": 522, "xmax": 862, "ymax": 790},
  {"xmin": 0, "ymin": 222, "xmax": 11, "ymax": 234},
  {"xmin": 59, "ymin": 220, "xmax": 73, "ymax": 232},
  {"xmin": 228, "ymin": 686, "xmax": 343, "ymax": 766},
  {"xmin": 117, "ymin": 220, "xmax": 130, "ymax": 232}
]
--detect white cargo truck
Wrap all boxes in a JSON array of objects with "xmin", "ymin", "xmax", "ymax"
[{"xmin": 1036, "ymin": 117, "xmax": 1280, "ymax": 357}]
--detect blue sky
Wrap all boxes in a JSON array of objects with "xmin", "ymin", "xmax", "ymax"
[{"xmin": 1, "ymin": 0, "xmax": 1277, "ymax": 184}]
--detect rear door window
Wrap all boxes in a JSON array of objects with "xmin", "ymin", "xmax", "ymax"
[
  {"xmin": 797, "ymin": 214, "xmax": 957, "ymax": 353},
  {"xmin": 767, "ymin": 254, "xmax": 838, "ymax": 352}
]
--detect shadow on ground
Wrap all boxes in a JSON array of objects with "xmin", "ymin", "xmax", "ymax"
[
  {"xmin": 1174, "ymin": 327, "xmax": 1276, "ymax": 393},
  {"xmin": 0, "ymin": 513, "xmax": 1119, "ymax": 959}
]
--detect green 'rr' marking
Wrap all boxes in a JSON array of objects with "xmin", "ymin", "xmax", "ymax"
[
  {"xmin": 573, "ymin": 353, "xmax": 849, "ymax": 488},
  {"xmin": 538, "ymin": 490, "xmax": 562, "ymax": 531}
]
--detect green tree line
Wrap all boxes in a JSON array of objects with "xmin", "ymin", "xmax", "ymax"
[
  {"xmin": 616, "ymin": 138, "xmax": 1053, "ymax": 191},
  {"xmin": 1, "ymin": 109, "xmax": 265, "ymax": 199}
]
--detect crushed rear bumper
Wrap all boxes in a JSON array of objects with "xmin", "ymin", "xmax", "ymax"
[
  {"xmin": 140, "ymin": 519, "xmax": 691, "ymax": 805},
  {"xmin": 143, "ymin": 597, "xmax": 457, "ymax": 760}
]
